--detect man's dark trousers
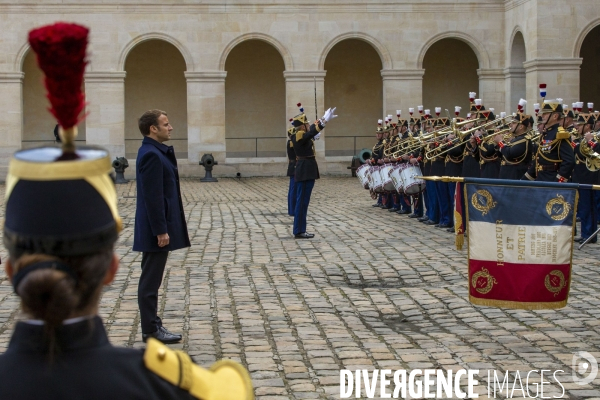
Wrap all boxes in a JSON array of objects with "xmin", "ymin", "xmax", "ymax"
[
  {"xmin": 294, "ymin": 180, "xmax": 315, "ymax": 235},
  {"xmin": 138, "ymin": 251, "xmax": 169, "ymax": 333}
]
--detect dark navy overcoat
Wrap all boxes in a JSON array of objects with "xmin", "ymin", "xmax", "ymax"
[{"xmin": 133, "ymin": 136, "xmax": 190, "ymax": 252}]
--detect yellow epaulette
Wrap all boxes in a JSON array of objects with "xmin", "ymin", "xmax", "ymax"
[
  {"xmin": 295, "ymin": 130, "xmax": 304, "ymax": 142},
  {"xmin": 289, "ymin": 141, "xmax": 293, "ymax": 148},
  {"xmin": 144, "ymin": 338, "xmax": 254, "ymax": 400},
  {"xmin": 556, "ymin": 127, "xmax": 570, "ymax": 140}
]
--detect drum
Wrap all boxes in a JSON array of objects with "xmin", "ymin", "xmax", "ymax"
[
  {"xmin": 369, "ymin": 166, "xmax": 384, "ymax": 193},
  {"xmin": 400, "ymin": 164, "xmax": 425, "ymax": 195},
  {"xmin": 356, "ymin": 164, "xmax": 370, "ymax": 189},
  {"xmin": 380, "ymin": 164, "xmax": 395, "ymax": 192},
  {"xmin": 390, "ymin": 164, "xmax": 405, "ymax": 193}
]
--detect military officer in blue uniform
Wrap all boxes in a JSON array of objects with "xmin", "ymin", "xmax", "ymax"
[
  {"xmin": 370, "ymin": 120, "xmax": 385, "ymax": 207},
  {"xmin": 290, "ymin": 103, "xmax": 337, "ymax": 238},
  {"xmin": 524, "ymin": 99, "xmax": 575, "ymax": 182},
  {"xmin": 287, "ymin": 125, "xmax": 297, "ymax": 216}
]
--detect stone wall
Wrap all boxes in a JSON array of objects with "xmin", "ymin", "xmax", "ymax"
[{"xmin": 0, "ymin": 0, "xmax": 598, "ymax": 178}]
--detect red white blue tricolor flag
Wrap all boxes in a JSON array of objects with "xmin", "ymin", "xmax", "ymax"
[{"xmin": 466, "ymin": 182, "xmax": 577, "ymax": 309}]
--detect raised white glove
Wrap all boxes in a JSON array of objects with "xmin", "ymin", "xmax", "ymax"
[
  {"xmin": 314, "ymin": 133, "xmax": 321, "ymax": 140},
  {"xmin": 322, "ymin": 107, "xmax": 338, "ymax": 124}
]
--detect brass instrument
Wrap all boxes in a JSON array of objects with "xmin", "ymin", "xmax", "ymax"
[{"xmin": 580, "ymin": 135, "xmax": 600, "ymax": 171}]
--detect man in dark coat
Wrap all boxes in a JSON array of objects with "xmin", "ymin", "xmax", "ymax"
[
  {"xmin": 134, "ymin": 109, "xmax": 190, "ymax": 343},
  {"xmin": 290, "ymin": 103, "xmax": 337, "ymax": 238}
]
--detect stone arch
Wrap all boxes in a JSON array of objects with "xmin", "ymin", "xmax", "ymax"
[
  {"xmin": 417, "ymin": 31, "xmax": 489, "ymax": 69},
  {"xmin": 124, "ymin": 40, "xmax": 188, "ymax": 158},
  {"xmin": 422, "ymin": 37, "xmax": 479, "ymax": 113},
  {"xmin": 14, "ymin": 41, "xmax": 31, "ymax": 72},
  {"xmin": 319, "ymin": 32, "xmax": 392, "ymax": 70},
  {"xmin": 219, "ymin": 33, "xmax": 293, "ymax": 71},
  {"xmin": 118, "ymin": 32, "xmax": 193, "ymax": 71},
  {"xmin": 573, "ymin": 18, "xmax": 600, "ymax": 58},
  {"xmin": 509, "ymin": 27, "xmax": 527, "ymax": 66},
  {"xmin": 578, "ymin": 22, "xmax": 600, "ymax": 107}
]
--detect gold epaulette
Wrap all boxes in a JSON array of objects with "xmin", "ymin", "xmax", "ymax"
[
  {"xmin": 289, "ymin": 141, "xmax": 293, "ymax": 148},
  {"xmin": 295, "ymin": 130, "xmax": 304, "ymax": 142},
  {"xmin": 144, "ymin": 338, "xmax": 254, "ymax": 400},
  {"xmin": 556, "ymin": 127, "xmax": 570, "ymax": 140}
]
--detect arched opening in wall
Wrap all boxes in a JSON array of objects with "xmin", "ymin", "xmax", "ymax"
[
  {"xmin": 324, "ymin": 39, "xmax": 382, "ymax": 156},
  {"xmin": 508, "ymin": 32, "xmax": 526, "ymax": 110},
  {"xmin": 124, "ymin": 40, "xmax": 187, "ymax": 159},
  {"xmin": 225, "ymin": 40, "xmax": 285, "ymax": 158},
  {"xmin": 423, "ymin": 38, "xmax": 479, "ymax": 114},
  {"xmin": 22, "ymin": 50, "xmax": 86, "ymax": 149},
  {"xmin": 580, "ymin": 25, "xmax": 600, "ymax": 107}
]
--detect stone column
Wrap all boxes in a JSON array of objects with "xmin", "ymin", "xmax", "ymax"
[
  {"xmin": 84, "ymin": 72, "xmax": 126, "ymax": 157},
  {"xmin": 504, "ymin": 67, "xmax": 526, "ymax": 112},
  {"xmin": 523, "ymin": 58, "xmax": 582, "ymax": 114},
  {"xmin": 381, "ymin": 69, "xmax": 425, "ymax": 117},
  {"xmin": 0, "ymin": 73, "xmax": 24, "ymax": 173},
  {"xmin": 185, "ymin": 71, "xmax": 227, "ymax": 164},
  {"xmin": 284, "ymin": 71, "xmax": 326, "ymax": 159},
  {"xmin": 477, "ymin": 69, "xmax": 505, "ymax": 113}
]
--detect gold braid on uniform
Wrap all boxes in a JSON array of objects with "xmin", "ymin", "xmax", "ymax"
[{"xmin": 144, "ymin": 338, "xmax": 254, "ymax": 400}]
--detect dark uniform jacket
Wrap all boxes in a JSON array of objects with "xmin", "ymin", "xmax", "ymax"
[
  {"xmin": 134, "ymin": 136, "xmax": 191, "ymax": 252},
  {"xmin": 286, "ymin": 139, "xmax": 296, "ymax": 177},
  {"xmin": 372, "ymin": 139, "xmax": 384, "ymax": 163},
  {"xmin": 462, "ymin": 140, "xmax": 481, "ymax": 178},
  {"xmin": 429, "ymin": 141, "xmax": 446, "ymax": 176},
  {"xmin": 499, "ymin": 133, "xmax": 532, "ymax": 180},
  {"xmin": 444, "ymin": 141, "xmax": 465, "ymax": 177},
  {"xmin": 525, "ymin": 124, "xmax": 575, "ymax": 182},
  {"xmin": 479, "ymin": 140, "xmax": 500, "ymax": 179},
  {"xmin": 291, "ymin": 122, "xmax": 323, "ymax": 182},
  {"xmin": 572, "ymin": 138, "xmax": 599, "ymax": 184},
  {"xmin": 0, "ymin": 317, "xmax": 195, "ymax": 400}
]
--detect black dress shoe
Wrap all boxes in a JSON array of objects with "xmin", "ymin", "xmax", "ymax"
[
  {"xmin": 397, "ymin": 209, "xmax": 411, "ymax": 214},
  {"xmin": 438, "ymin": 224, "xmax": 452, "ymax": 229},
  {"xmin": 417, "ymin": 217, "xmax": 429, "ymax": 222},
  {"xmin": 424, "ymin": 220, "xmax": 438, "ymax": 225},
  {"xmin": 388, "ymin": 207, "xmax": 399, "ymax": 212},
  {"xmin": 408, "ymin": 214, "xmax": 421, "ymax": 218},
  {"xmin": 574, "ymin": 236, "xmax": 583, "ymax": 242},
  {"xmin": 159, "ymin": 326, "xmax": 182, "ymax": 340},
  {"xmin": 143, "ymin": 328, "xmax": 182, "ymax": 344},
  {"xmin": 295, "ymin": 232, "xmax": 315, "ymax": 239},
  {"xmin": 372, "ymin": 203, "xmax": 381, "ymax": 207},
  {"xmin": 381, "ymin": 205, "xmax": 391, "ymax": 209},
  {"xmin": 446, "ymin": 227, "xmax": 455, "ymax": 233}
]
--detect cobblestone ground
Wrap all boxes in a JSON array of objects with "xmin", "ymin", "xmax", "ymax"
[{"xmin": 0, "ymin": 177, "xmax": 600, "ymax": 399}]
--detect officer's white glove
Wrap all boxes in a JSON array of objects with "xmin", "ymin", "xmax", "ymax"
[
  {"xmin": 321, "ymin": 107, "xmax": 338, "ymax": 125},
  {"xmin": 314, "ymin": 132, "xmax": 321, "ymax": 140}
]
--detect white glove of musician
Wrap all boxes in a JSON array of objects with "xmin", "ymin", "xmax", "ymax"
[
  {"xmin": 314, "ymin": 132, "xmax": 321, "ymax": 140},
  {"xmin": 321, "ymin": 107, "xmax": 338, "ymax": 125}
]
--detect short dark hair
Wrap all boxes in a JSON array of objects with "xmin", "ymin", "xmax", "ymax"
[{"xmin": 138, "ymin": 109, "xmax": 167, "ymax": 136}]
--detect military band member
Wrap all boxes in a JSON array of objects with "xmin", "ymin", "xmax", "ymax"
[
  {"xmin": 429, "ymin": 115, "xmax": 453, "ymax": 228},
  {"xmin": 371, "ymin": 120, "xmax": 385, "ymax": 207},
  {"xmin": 443, "ymin": 113, "xmax": 465, "ymax": 232},
  {"xmin": 474, "ymin": 110, "xmax": 501, "ymax": 179},
  {"xmin": 494, "ymin": 113, "xmax": 534, "ymax": 180},
  {"xmin": 573, "ymin": 113, "xmax": 599, "ymax": 243},
  {"xmin": 523, "ymin": 99, "xmax": 575, "ymax": 182},
  {"xmin": 420, "ymin": 112, "xmax": 441, "ymax": 226},
  {"xmin": 287, "ymin": 125, "xmax": 297, "ymax": 216},
  {"xmin": 290, "ymin": 103, "xmax": 337, "ymax": 238}
]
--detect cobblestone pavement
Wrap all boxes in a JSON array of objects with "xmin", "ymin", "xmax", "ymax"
[{"xmin": 1, "ymin": 177, "xmax": 600, "ymax": 399}]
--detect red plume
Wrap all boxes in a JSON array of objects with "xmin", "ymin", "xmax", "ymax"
[{"xmin": 28, "ymin": 22, "xmax": 88, "ymax": 130}]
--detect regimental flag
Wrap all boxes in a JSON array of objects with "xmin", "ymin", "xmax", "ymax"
[{"xmin": 466, "ymin": 183, "xmax": 577, "ymax": 309}]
